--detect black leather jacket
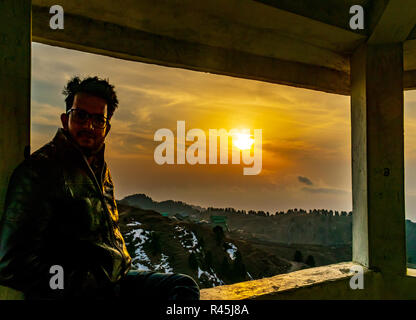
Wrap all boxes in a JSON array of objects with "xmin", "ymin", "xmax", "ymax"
[{"xmin": 0, "ymin": 128, "xmax": 131, "ymax": 298}]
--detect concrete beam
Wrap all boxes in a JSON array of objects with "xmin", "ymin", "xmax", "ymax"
[
  {"xmin": 253, "ymin": 0, "xmax": 369, "ymax": 35},
  {"xmin": 33, "ymin": 0, "xmax": 365, "ymax": 60},
  {"xmin": 351, "ymin": 43, "xmax": 406, "ymax": 275},
  {"xmin": 404, "ymin": 39, "xmax": 416, "ymax": 71},
  {"xmin": 32, "ymin": 6, "xmax": 351, "ymax": 95},
  {"xmin": 404, "ymin": 70, "xmax": 416, "ymax": 90},
  {"xmin": 392, "ymin": 39, "xmax": 416, "ymax": 89},
  {"xmin": 368, "ymin": 0, "xmax": 416, "ymax": 44},
  {"xmin": 0, "ymin": 0, "xmax": 31, "ymax": 219}
]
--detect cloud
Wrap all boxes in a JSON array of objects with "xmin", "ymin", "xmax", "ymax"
[
  {"xmin": 302, "ymin": 187, "xmax": 348, "ymax": 195},
  {"xmin": 298, "ymin": 176, "xmax": 313, "ymax": 185},
  {"xmin": 31, "ymin": 101, "xmax": 62, "ymax": 127}
]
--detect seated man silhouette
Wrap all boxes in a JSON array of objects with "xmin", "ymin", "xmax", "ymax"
[{"xmin": 0, "ymin": 76, "xmax": 200, "ymax": 300}]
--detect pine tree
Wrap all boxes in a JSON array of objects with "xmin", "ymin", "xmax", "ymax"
[
  {"xmin": 213, "ymin": 226, "xmax": 224, "ymax": 245},
  {"xmin": 305, "ymin": 255, "xmax": 316, "ymax": 267},
  {"xmin": 144, "ymin": 231, "xmax": 161, "ymax": 255},
  {"xmin": 294, "ymin": 250, "xmax": 303, "ymax": 262},
  {"xmin": 188, "ymin": 252, "xmax": 198, "ymax": 271},
  {"xmin": 233, "ymin": 250, "xmax": 246, "ymax": 279},
  {"xmin": 220, "ymin": 257, "xmax": 230, "ymax": 277},
  {"xmin": 205, "ymin": 250, "xmax": 213, "ymax": 268}
]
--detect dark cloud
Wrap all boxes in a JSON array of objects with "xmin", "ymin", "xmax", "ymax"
[
  {"xmin": 302, "ymin": 187, "xmax": 348, "ymax": 195},
  {"xmin": 298, "ymin": 176, "xmax": 313, "ymax": 185}
]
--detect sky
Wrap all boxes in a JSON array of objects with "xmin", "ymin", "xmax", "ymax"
[{"xmin": 31, "ymin": 42, "xmax": 416, "ymax": 221}]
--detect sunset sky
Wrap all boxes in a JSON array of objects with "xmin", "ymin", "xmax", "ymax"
[{"xmin": 31, "ymin": 42, "xmax": 416, "ymax": 221}]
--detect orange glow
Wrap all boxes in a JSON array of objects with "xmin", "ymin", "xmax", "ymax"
[{"xmin": 233, "ymin": 132, "xmax": 255, "ymax": 150}]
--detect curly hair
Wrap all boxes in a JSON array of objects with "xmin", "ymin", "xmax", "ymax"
[{"xmin": 62, "ymin": 76, "xmax": 119, "ymax": 120}]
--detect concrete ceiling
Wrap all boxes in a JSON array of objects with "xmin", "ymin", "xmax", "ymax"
[{"xmin": 32, "ymin": 0, "xmax": 416, "ymax": 95}]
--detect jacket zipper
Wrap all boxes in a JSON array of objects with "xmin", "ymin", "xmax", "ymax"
[
  {"xmin": 58, "ymin": 130, "xmax": 127, "ymax": 275},
  {"xmin": 82, "ymin": 156, "xmax": 126, "ymax": 270}
]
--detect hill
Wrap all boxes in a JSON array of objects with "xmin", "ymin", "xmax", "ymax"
[
  {"xmin": 117, "ymin": 203, "xmax": 293, "ymax": 289},
  {"xmin": 120, "ymin": 194, "xmax": 203, "ymax": 216}
]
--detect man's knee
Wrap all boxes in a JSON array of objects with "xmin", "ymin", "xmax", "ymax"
[
  {"xmin": 120, "ymin": 270, "xmax": 200, "ymax": 300},
  {"xmin": 168, "ymin": 273, "xmax": 200, "ymax": 301}
]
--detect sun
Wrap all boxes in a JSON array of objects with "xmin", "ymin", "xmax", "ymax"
[{"xmin": 233, "ymin": 132, "xmax": 255, "ymax": 150}]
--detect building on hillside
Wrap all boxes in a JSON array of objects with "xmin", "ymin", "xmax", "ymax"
[{"xmin": 210, "ymin": 215, "xmax": 229, "ymax": 232}]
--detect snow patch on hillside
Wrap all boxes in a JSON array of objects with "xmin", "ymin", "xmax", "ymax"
[
  {"xmin": 125, "ymin": 223, "xmax": 174, "ymax": 273},
  {"xmin": 125, "ymin": 227, "xmax": 152, "ymax": 271},
  {"xmin": 226, "ymin": 242, "xmax": 238, "ymax": 260},
  {"xmin": 198, "ymin": 267, "xmax": 225, "ymax": 287},
  {"xmin": 126, "ymin": 221, "xmax": 142, "ymax": 227},
  {"xmin": 133, "ymin": 229, "xmax": 150, "ymax": 244},
  {"xmin": 153, "ymin": 253, "xmax": 174, "ymax": 273},
  {"xmin": 174, "ymin": 225, "xmax": 201, "ymax": 253}
]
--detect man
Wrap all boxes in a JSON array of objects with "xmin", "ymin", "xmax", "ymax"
[{"xmin": 0, "ymin": 76, "xmax": 200, "ymax": 300}]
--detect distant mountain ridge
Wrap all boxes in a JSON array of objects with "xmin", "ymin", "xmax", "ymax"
[
  {"xmin": 120, "ymin": 193, "xmax": 203, "ymax": 216},
  {"xmin": 119, "ymin": 194, "xmax": 353, "ymax": 246}
]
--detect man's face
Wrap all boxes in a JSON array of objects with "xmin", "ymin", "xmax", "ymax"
[{"xmin": 61, "ymin": 92, "xmax": 110, "ymax": 154}]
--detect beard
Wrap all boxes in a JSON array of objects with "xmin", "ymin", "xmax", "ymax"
[
  {"xmin": 79, "ymin": 143, "xmax": 104, "ymax": 157},
  {"xmin": 72, "ymin": 130, "xmax": 105, "ymax": 157}
]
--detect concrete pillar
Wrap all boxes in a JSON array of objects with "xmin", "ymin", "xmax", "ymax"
[
  {"xmin": 0, "ymin": 0, "xmax": 31, "ymax": 220},
  {"xmin": 351, "ymin": 43, "xmax": 406, "ymax": 275}
]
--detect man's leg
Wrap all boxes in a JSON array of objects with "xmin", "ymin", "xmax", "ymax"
[{"xmin": 119, "ymin": 269, "xmax": 200, "ymax": 300}]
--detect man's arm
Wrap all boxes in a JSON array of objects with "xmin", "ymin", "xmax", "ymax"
[
  {"xmin": 0, "ymin": 159, "xmax": 54, "ymax": 295},
  {"xmin": 0, "ymin": 159, "xmax": 115, "ymax": 299}
]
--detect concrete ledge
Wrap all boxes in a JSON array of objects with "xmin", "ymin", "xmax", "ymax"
[
  {"xmin": 406, "ymin": 268, "xmax": 416, "ymax": 277},
  {"xmin": 0, "ymin": 285, "xmax": 24, "ymax": 300},
  {"xmin": 200, "ymin": 262, "xmax": 367, "ymax": 300},
  {"xmin": 3, "ymin": 263, "xmax": 416, "ymax": 299}
]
